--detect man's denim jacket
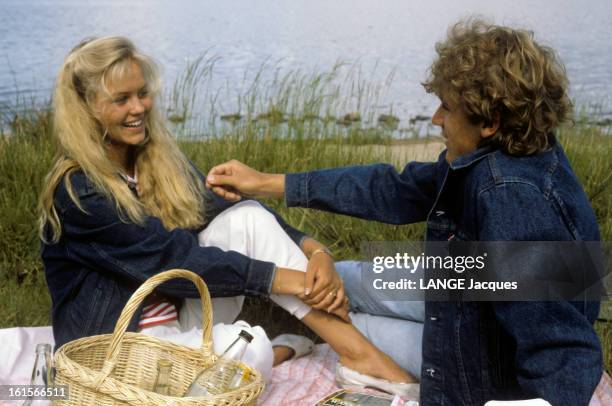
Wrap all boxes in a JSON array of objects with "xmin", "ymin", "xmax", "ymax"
[
  {"xmin": 285, "ymin": 140, "xmax": 602, "ymax": 405},
  {"xmin": 42, "ymin": 169, "xmax": 306, "ymax": 350}
]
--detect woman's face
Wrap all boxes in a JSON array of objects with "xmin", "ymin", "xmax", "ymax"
[{"xmin": 94, "ymin": 61, "xmax": 152, "ymax": 150}]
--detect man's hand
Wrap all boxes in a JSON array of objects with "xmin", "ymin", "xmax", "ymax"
[{"xmin": 206, "ymin": 160, "xmax": 285, "ymax": 201}]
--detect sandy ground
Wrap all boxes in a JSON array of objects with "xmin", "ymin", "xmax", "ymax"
[{"xmin": 348, "ymin": 137, "xmax": 446, "ymax": 165}]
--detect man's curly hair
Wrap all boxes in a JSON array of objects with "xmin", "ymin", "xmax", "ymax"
[{"xmin": 423, "ymin": 19, "xmax": 573, "ymax": 155}]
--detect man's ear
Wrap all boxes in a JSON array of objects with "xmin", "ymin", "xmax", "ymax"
[{"xmin": 481, "ymin": 112, "xmax": 500, "ymax": 138}]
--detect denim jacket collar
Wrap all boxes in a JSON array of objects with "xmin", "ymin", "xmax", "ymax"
[{"xmin": 448, "ymin": 144, "xmax": 497, "ymax": 171}]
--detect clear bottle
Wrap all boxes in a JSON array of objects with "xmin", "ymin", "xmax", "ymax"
[
  {"xmin": 22, "ymin": 343, "xmax": 53, "ymax": 406},
  {"xmin": 152, "ymin": 359, "xmax": 173, "ymax": 396},
  {"xmin": 184, "ymin": 330, "xmax": 254, "ymax": 397}
]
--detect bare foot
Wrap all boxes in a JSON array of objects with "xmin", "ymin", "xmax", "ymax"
[
  {"xmin": 300, "ymin": 310, "xmax": 416, "ymax": 384},
  {"xmin": 272, "ymin": 346, "xmax": 295, "ymax": 366}
]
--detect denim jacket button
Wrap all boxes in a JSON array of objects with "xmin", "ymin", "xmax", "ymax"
[
  {"xmin": 430, "ymin": 316, "xmax": 438, "ymax": 321},
  {"xmin": 425, "ymin": 367, "xmax": 436, "ymax": 378}
]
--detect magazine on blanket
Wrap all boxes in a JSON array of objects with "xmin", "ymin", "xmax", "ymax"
[{"xmin": 316, "ymin": 389, "xmax": 416, "ymax": 406}]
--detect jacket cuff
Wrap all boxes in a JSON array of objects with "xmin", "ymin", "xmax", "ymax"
[
  {"xmin": 285, "ymin": 172, "xmax": 309, "ymax": 208},
  {"xmin": 245, "ymin": 259, "xmax": 277, "ymax": 295},
  {"xmin": 283, "ymin": 227, "xmax": 308, "ymax": 247}
]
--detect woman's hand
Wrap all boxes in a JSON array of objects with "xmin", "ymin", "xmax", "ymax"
[
  {"xmin": 271, "ymin": 265, "xmax": 350, "ymax": 322},
  {"xmin": 270, "ymin": 268, "xmax": 351, "ymax": 323},
  {"xmin": 206, "ymin": 160, "xmax": 285, "ymax": 201},
  {"xmin": 328, "ymin": 297, "xmax": 351, "ymax": 323},
  {"xmin": 298, "ymin": 250, "xmax": 346, "ymax": 315}
]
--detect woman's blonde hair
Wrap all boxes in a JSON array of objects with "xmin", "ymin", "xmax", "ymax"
[
  {"xmin": 423, "ymin": 19, "xmax": 573, "ymax": 155},
  {"xmin": 39, "ymin": 36, "xmax": 205, "ymax": 243}
]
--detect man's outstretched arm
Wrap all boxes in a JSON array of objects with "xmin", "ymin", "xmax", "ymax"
[
  {"xmin": 206, "ymin": 159, "xmax": 286, "ymax": 201},
  {"xmin": 206, "ymin": 157, "xmax": 445, "ymax": 225}
]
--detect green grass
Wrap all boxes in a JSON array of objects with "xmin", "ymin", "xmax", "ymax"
[{"xmin": 0, "ymin": 59, "xmax": 610, "ymax": 373}]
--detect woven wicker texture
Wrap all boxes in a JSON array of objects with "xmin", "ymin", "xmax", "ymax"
[{"xmin": 53, "ymin": 269, "xmax": 264, "ymax": 405}]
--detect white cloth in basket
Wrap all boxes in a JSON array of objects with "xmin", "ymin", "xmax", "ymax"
[{"xmin": 140, "ymin": 320, "xmax": 274, "ymax": 382}]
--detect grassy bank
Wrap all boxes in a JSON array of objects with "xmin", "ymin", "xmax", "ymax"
[{"xmin": 0, "ymin": 60, "xmax": 610, "ymax": 372}]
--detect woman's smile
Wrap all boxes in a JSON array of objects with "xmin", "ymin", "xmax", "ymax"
[
  {"xmin": 94, "ymin": 61, "xmax": 152, "ymax": 169},
  {"xmin": 123, "ymin": 118, "xmax": 144, "ymax": 129}
]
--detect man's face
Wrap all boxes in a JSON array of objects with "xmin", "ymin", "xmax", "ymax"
[{"xmin": 432, "ymin": 97, "xmax": 485, "ymax": 163}]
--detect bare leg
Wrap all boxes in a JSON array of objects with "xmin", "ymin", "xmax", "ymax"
[
  {"xmin": 301, "ymin": 310, "xmax": 415, "ymax": 383},
  {"xmin": 271, "ymin": 312, "xmax": 414, "ymax": 382}
]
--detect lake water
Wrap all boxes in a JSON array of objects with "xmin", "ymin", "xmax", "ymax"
[{"xmin": 1, "ymin": 0, "xmax": 612, "ymax": 132}]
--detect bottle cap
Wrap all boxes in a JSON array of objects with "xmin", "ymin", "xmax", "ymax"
[
  {"xmin": 157, "ymin": 359, "xmax": 173, "ymax": 368},
  {"xmin": 35, "ymin": 343, "xmax": 52, "ymax": 353},
  {"xmin": 238, "ymin": 330, "xmax": 254, "ymax": 343}
]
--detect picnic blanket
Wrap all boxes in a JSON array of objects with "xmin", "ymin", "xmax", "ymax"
[
  {"xmin": 0, "ymin": 326, "xmax": 346, "ymax": 405},
  {"xmin": 0, "ymin": 327, "xmax": 610, "ymax": 405},
  {"xmin": 259, "ymin": 342, "xmax": 342, "ymax": 404}
]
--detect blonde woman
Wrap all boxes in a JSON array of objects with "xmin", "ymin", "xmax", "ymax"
[{"xmin": 38, "ymin": 37, "xmax": 417, "ymax": 395}]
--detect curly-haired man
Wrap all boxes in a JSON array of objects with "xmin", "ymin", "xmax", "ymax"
[{"xmin": 206, "ymin": 20, "xmax": 603, "ymax": 405}]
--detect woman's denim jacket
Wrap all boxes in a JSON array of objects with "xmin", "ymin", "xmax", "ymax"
[
  {"xmin": 42, "ymin": 169, "xmax": 306, "ymax": 350},
  {"xmin": 285, "ymin": 140, "xmax": 602, "ymax": 405}
]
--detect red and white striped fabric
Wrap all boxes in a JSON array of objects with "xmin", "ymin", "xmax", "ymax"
[
  {"xmin": 138, "ymin": 301, "xmax": 178, "ymax": 329},
  {"xmin": 118, "ymin": 172, "xmax": 179, "ymax": 330}
]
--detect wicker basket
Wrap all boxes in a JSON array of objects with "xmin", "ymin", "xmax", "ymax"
[{"xmin": 53, "ymin": 269, "xmax": 264, "ymax": 405}]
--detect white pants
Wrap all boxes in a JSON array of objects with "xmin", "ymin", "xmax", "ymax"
[
  {"xmin": 141, "ymin": 201, "xmax": 310, "ymax": 381},
  {"xmin": 180, "ymin": 200, "xmax": 312, "ymax": 329}
]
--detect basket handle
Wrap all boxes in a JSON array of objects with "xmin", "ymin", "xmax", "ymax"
[{"xmin": 94, "ymin": 269, "xmax": 214, "ymax": 388}]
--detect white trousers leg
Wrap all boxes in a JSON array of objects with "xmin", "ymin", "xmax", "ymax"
[{"xmin": 179, "ymin": 201, "xmax": 311, "ymax": 331}]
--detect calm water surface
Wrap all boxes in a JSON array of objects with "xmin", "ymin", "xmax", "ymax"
[{"xmin": 1, "ymin": 0, "xmax": 611, "ymax": 130}]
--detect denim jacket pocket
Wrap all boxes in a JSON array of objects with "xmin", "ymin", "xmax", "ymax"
[
  {"xmin": 480, "ymin": 304, "xmax": 519, "ymax": 396},
  {"xmin": 67, "ymin": 273, "xmax": 113, "ymax": 337},
  {"xmin": 68, "ymin": 289, "xmax": 101, "ymax": 337}
]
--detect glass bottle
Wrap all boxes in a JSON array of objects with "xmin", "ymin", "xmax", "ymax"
[
  {"xmin": 22, "ymin": 343, "xmax": 53, "ymax": 406},
  {"xmin": 184, "ymin": 330, "xmax": 254, "ymax": 397},
  {"xmin": 152, "ymin": 359, "xmax": 173, "ymax": 395}
]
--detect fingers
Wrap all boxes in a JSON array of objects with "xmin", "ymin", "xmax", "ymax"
[
  {"xmin": 209, "ymin": 186, "xmax": 243, "ymax": 202},
  {"xmin": 300, "ymin": 256, "xmax": 345, "ymax": 312},
  {"xmin": 304, "ymin": 266, "xmax": 335, "ymax": 299},
  {"xmin": 303, "ymin": 287, "xmax": 331, "ymax": 307},
  {"xmin": 206, "ymin": 162, "xmax": 233, "ymax": 182},
  {"xmin": 320, "ymin": 290, "xmax": 339, "ymax": 310},
  {"xmin": 207, "ymin": 159, "xmax": 243, "ymax": 176},
  {"xmin": 304, "ymin": 265, "xmax": 316, "ymax": 296},
  {"xmin": 207, "ymin": 164, "xmax": 229, "ymax": 177},
  {"xmin": 331, "ymin": 299, "xmax": 351, "ymax": 322},
  {"xmin": 206, "ymin": 173, "xmax": 237, "ymax": 188},
  {"xmin": 206, "ymin": 161, "xmax": 243, "ymax": 188},
  {"xmin": 302, "ymin": 274, "xmax": 344, "ymax": 310},
  {"xmin": 305, "ymin": 287, "xmax": 339, "ymax": 310},
  {"xmin": 327, "ymin": 287, "xmax": 345, "ymax": 313},
  {"xmin": 301, "ymin": 272, "xmax": 327, "ymax": 301},
  {"xmin": 205, "ymin": 159, "xmax": 268, "ymax": 201},
  {"xmin": 206, "ymin": 161, "xmax": 246, "ymax": 200}
]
